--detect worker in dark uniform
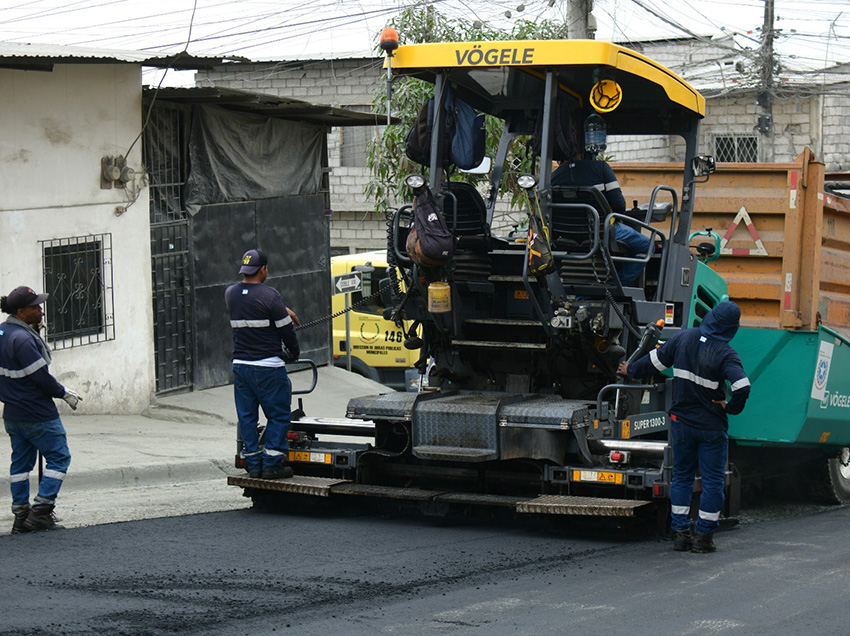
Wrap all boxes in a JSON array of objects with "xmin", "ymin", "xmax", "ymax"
[
  {"xmin": 225, "ymin": 250, "xmax": 300, "ymax": 480},
  {"xmin": 551, "ymin": 115, "xmax": 652, "ymax": 286},
  {"xmin": 0, "ymin": 286, "xmax": 81, "ymax": 533},
  {"xmin": 617, "ymin": 300, "xmax": 751, "ymax": 553}
]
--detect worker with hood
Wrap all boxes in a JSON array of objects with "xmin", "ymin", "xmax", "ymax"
[{"xmin": 617, "ymin": 300, "xmax": 751, "ymax": 553}]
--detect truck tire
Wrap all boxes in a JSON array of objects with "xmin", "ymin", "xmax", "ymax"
[{"xmin": 805, "ymin": 448, "xmax": 850, "ymax": 504}]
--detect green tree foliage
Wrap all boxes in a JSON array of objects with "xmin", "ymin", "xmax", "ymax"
[{"xmin": 364, "ymin": 5, "xmax": 568, "ymax": 213}]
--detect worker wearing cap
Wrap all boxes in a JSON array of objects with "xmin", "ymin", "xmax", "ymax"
[
  {"xmin": 617, "ymin": 300, "xmax": 751, "ymax": 553},
  {"xmin": 225, "ymin": 250, "xmax": 300, "ymax": 480},
  {"xmin": 0, "ymin": 286, "xmax": 82, "ymax": 533}
]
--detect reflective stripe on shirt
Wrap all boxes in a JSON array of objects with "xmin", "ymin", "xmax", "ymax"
[
  {"xmin": 731, "ymin": 377, "xmax": 751, "ymax": 391},
  {"xmin": 673, "ymin": 368, "xmax": 720, "ymax": 390},
  {"xmin": 0, "ymin": 357, "xmax": 47, "ymax": 378},
  {"xmin": 230, "ymin": 319, "xmax": 270, "ymax": 328},
  {"xmin": 650, "ymin": 348, "xmax": 668, "ymax": 372}
]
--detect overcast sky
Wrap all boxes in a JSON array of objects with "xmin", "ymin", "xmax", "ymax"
[{"xmin": 1, "ymin": 0, "xmax": 848, "ymax": 85}]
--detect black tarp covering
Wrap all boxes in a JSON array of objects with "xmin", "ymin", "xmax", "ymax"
[
  {"xmin": 190, "ymin": 195, "xmax": 330, "ymax": 390},
  {"xmin": 185, "ymin": 105, "xmax": 324, "ymax": 213}
]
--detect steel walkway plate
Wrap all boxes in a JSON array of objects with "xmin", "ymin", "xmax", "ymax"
[
  {"xmin": 329, "ymin": 483, "xmax": 444, "ymax": 501},
  {"xmin": 227, "ymin": 475, "xmax": 349, "ymax": 497},
  {"xmin": 229, "ymin": 475, "xmax": 654, "ymax": 515},
  {"xmin": 516, "ymin": 495, "xmax": 653, "ymax": 517}
]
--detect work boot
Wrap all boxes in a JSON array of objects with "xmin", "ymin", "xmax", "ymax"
[
  {"xmin": 23, "ymin": 504, "xmax": 65, "ymax": 532},
  {"xmin": 11, "ymin": 505, "xmax": 31, "ymax": 535},
  {"xmin": 262, "ymin": 464, "xmax": 294, "ymax": 480},
  {"xmin": 246, "ymin": 468, "xmax": 262, "ymax": 479},
  {"xmin": 672, "ymin": 529, "xmax": 692, "ymax": 552},
  {"xmin": 691, "ymin": 533, "xmax": 717, "ymax": 553}
]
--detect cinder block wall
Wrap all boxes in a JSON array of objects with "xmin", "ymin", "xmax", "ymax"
[
  {"xmin": 823, "ymin": 95, "xmax": 850, "ymax": 170},
  {"xmin": 199, "ymin": 49, "xmax": 849, "ymax": 253}
]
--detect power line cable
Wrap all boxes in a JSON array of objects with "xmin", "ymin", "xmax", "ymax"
[{"xmin": 124, "ymin": 0, "xmax": 198, "ymax": 160}]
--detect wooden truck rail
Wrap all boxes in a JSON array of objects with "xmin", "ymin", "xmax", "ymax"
[{"xmin": 616, "ymin": 148, "xmax": 850, "ymax": 334}]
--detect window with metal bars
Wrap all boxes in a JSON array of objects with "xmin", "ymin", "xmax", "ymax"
[
  {"xmin": 40, "ymin": 234, "xmax": 115, "ymax": 349},
  {"xmin": 714, "ymin": 136, "xmax": 759, "ymax": 162}
]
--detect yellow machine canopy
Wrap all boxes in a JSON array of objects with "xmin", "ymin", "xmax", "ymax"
[{"xmin": 387, "ymin": 39, "xmax": 704, "ymax": 137}]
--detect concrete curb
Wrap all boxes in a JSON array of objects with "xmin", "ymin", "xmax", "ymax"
[{"xmin": 0, "ymin": 458, "xmax": 241, "ymax": 495}]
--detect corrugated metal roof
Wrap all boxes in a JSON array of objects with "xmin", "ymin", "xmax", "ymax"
[
  {"xmin": 0, "ymin": 41, "xmax": 230, "ymax": 71},
  {"xmin": 146, "ymin": 86, "xmax": 396, "ymax": 127}
]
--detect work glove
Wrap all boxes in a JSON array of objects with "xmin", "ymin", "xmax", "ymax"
[{"xmin": 63, "ymin": 388, "xmax": 82, "ymax": 411}]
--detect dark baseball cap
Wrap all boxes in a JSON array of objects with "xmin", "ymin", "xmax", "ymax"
[
  {"xmin": 239, "ymin": 249, "xmax": 268, "ymax": 275},
  {"xmin": 5, "ymin": 286, "xmax": 49, "ymax": 312}
]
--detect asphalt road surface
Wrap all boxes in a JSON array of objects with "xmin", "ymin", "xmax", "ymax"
[{"xmin": 2, "ymin": 496, "xmax": 849, "ymax": 636}]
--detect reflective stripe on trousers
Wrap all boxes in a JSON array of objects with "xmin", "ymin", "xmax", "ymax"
[
  {"xmin": 4, "ymin": 417, "xmax": 71, "ymax": 507},
  {"xmin": 669, "ymin": 419, "xmax": 728, "ymax": 535}
]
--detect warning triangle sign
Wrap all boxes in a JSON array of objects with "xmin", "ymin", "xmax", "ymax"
[{"xmin": 719, "ymin": 206, "xmax": 768, "ymax": 256}]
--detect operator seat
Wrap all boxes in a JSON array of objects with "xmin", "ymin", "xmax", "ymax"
[
  {"xmin": 441, "ymin": 181, "xmax": 491, "ymax": 281},
  {"xmin": 550, "ymin": 185, "xmax": 626, "ymax": 286},
  {"xmin": 441, "ymin": 182, "xmax": 489, "ymax": 243}
]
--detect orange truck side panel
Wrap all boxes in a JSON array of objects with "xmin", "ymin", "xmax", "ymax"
[{"xmin": 616, "ymin": 149, "xmax": 850, "ymax": 334}]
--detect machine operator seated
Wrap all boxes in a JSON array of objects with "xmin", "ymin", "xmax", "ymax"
[{"xmin": 551, "ymin": 115, "xmax": 652, "ymax": 287}]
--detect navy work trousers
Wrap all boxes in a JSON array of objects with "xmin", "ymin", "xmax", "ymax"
[
  {"xmin": 5, "ymin": 416, "xmax": 71, "ymax": 511},
  {"xmin": 233, "ymin": 364, "xmax": 292, "ymax": 473},
  {"xmin": 670, "ymin": 419, "xmax": 728, "ymax": 535}
]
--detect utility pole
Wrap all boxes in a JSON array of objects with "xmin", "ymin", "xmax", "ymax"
[
  {"xmin": 757, "ymin": 0, "xmax": 775, "ymax": 161},
  {"xmin": 568, "ymin": 0, "xmax": 596, "ymax": 39}
]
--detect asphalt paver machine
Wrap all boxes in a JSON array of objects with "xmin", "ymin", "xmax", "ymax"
[{"xmin": 229, "ymin": 39, "xmax": 741, "ymax": 524}]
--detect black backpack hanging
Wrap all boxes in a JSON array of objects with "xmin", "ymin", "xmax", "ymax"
[
  {"xmin": 404, "ymin": 97, "xmax": 455, "ymax": 167},
  {"xmin": 405, "ymin": 191, "xmax": 454, "ymax": 267}
]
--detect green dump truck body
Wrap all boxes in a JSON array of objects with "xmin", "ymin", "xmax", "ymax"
[
  {"xmin": 623, "ymin": 150, "xmax": 850, "ymax": 458},
  {"xmin": 731, "ymin": 326, "xmax": 850, "ymax": 448}
]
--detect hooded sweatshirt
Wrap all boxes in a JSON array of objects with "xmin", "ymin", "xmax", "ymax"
[{"xmin": 626, "ymin": 301, "xmax": 751, "ymax": 430}]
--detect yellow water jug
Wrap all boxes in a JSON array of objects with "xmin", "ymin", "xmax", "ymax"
[{"xmin": 428, "ymin": 281, "xmax": 451, "ymax": 313}]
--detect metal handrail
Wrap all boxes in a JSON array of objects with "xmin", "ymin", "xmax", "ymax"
[
  {"xmin": 604, "ymin": 213, "xmax": 667, "ymax": 270},
  {"xmin": 548, "ymin": 201, "xmax": 601, "ymax": 260},
  {"xmin": 391, "ymin": 204, "xmax": 413, "ymax": 267},
  {"xmin": 288, "ymin": 359, "xmax": 319, "ymax": 395}
]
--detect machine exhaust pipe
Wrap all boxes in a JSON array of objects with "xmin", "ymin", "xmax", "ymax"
[
  {"xmin": 588, "ymin": 438, "xmax": 667, "ymax": 457},
  {"xmin": 292, "ymin": 417, "xmax": 375, "ymax": 437}
]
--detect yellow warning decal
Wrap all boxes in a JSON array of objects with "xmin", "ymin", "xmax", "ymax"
[
  {"xmin": 289, "ymin": 451, "xmax": 331, "ymax": 464},
  {"xmin": 572, "ymin": 470, "xmax": 624, "ymax": 484}
]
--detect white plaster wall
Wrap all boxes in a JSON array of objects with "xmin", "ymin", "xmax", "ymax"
[{"xmin": 0, "ymin": 64, "xmax": 155, "ymax": 414}]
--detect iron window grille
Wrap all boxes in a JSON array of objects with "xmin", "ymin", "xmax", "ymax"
[
  {"xmin": 40, "ymin": 234, "xmax": 115, "ymax": 349},
  {"xmin": 714, "ymin": 135, "xmax": 759, "ymax": 163}
]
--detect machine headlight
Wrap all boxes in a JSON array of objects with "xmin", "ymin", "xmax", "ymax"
[
  {"xmin": 405, "ymin": 174, "xmax": 427, "ymax": 189},
  {"xmin": 517, "ymin": 174, "xmax": 537, "ymax": 190}
]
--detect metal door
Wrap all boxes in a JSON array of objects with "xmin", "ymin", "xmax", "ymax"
[{"xmin": 146, "ymin": 103, "xmax": 193, "ymax": 393}]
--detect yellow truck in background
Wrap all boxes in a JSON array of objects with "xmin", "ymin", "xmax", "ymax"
[{"xmin": 331, "ymin": 250, "xmax": 419, "ymax": 390}]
